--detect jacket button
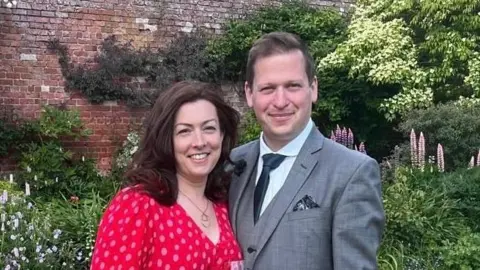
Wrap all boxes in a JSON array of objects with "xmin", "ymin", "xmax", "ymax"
[{"xmin": 247, "ymin": 247, "xmax": 256, "ymax": 253}]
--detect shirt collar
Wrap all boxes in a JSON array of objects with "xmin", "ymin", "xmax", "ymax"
[{"xmin": 259, "ymin": 119, "xmax": 314, "ymax": 158}]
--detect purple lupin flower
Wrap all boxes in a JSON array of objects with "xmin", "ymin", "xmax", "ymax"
[
  {"xmin": 410, "ymin": 129, "xmax": 417, "ymax": 168},
  {"xmin": 418, "ymin": 132, "xmax": 425, "ymax": 170},
  {"xmin": 347, "ymin": 128, "xmax": 354, "ymax": 149},
  {"xmin": 341, "ymin": 127, "xmax": 348, "ymax": 147},
  {"xmin": 437, "ymin": 143, "xmax": 444, "ymax": 172}
]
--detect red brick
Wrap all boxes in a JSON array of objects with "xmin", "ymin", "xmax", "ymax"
[
  {"xmin": 6, "ymin": 73, "xmax": 20, "ymax": 79},
  {"xmin": 44, "ymin": 68, "xmax": 59, "ymax": 74},
  {"xmin": 20, "ymin": 73, "xmax": 33, "ymax": 79},
  {"xmin": 13, "ymin": 67, "xmax": 29, "ymax": 73},
  {"xmin": 20, "ymin": 98, "xmax": 35, "ymax": 105},
  {"xmin": 0, "ymin": 79, "xmax": 13, "ymax": 85}
]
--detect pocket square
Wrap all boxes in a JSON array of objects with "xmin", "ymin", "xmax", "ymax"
[{"xmin": 293, "ymin": 195, "xmax": 320, "ymax": 212}]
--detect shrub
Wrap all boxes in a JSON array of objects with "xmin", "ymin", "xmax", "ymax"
[
  {"xmin": 427, "ymin": 168, "xmax": 480, "ymax": 232},
  {"xmin": 207, "ymin": 1, "xmax": 402, "ymax": 160},
  {"xmin": 237, "ymin": 111, "xmax": 261, "ymax": 145},
  {"xmin": 0, "ymin": 190, "xmax": 76, "ymax": 269},
  {"xmin": 48, "ymin": 32, "xmax": 220, "ymax": 107},
  {"xmin": 398, "ymin": 102, "xmax": 480, "ymax": 170},
  {"xmin": 38, "ymin": 189, "xmax": 117, "ymax": 269},
  {"xmin": 379, "ymin": 167, "xmax": 480, "ymax": 269}
]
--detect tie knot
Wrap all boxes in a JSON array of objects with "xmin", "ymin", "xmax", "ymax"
[{"xmin": 262, "ymin": 153, "xmax": 286, "ymax": 170}]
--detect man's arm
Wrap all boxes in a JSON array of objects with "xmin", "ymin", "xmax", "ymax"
[{"xmin": 332, "ymin": 157, "xmax": 385, "ymax": 269}]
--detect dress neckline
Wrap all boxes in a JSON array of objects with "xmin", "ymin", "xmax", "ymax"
[{"xmin": 175, "ymin": 202, "xmax": 223, "ymax": 246}]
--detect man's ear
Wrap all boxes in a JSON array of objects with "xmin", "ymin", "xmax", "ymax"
[
  {"xmin": 311, "ymin": 76, "xmax": 318, "ymax": 103},
  {"xmin": 244, "ymin": 81, "xmax": 254, "ymax": 108}
]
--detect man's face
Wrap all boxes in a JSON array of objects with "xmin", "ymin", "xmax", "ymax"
[{"xmin": 245, "ymin": 50, "xmax": 318, "ymax": 151}]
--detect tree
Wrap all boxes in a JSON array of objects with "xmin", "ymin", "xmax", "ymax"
[{"xmin": 319, "ymin": 0, "xmax": 480, "ymax": 120}]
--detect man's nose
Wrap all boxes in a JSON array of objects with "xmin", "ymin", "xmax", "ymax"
[{"xmin": 273, "ymin": 88, "xmax": 288, "ymax": 108}]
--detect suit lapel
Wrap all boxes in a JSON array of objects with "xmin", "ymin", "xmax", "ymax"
[
  {"xmin": 254, "ymin": 128, "xmax": 325, "ymax": 255},
  {"xmin": 230, "ymin": 141, "xmax": 259, "ymax": 235}
]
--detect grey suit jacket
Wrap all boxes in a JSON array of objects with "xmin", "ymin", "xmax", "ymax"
[{"xmin": 228, "ymin": 127, "xmax": 385, "ymax": 270}]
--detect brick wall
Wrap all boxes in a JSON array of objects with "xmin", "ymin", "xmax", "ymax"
[{"xmin": 0, "ymin": 0, "xmax": 352, "ymax": 172}]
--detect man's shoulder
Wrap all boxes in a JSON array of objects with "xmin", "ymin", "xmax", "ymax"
[
  {"xmin": 321, "ymin": 138, "xmax": 375, "ymax": 165},
  {"xmin": 231, "ymin": 140, "xmax": 258, "ymax": 159}
]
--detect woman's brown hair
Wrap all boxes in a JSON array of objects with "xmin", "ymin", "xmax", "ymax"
[{"xmin": 125, "ymin": 81, "xmax": 240, "ymax": 205}]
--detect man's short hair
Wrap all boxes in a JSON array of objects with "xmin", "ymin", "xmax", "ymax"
[{"xmin": 245, "ymin": 32, "xmax": 316, "ymax": 87}]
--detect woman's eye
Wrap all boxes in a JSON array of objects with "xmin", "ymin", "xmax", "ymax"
[{"xmin": 204, "ymin": 126, "xmax": 217, "ymax": 132}]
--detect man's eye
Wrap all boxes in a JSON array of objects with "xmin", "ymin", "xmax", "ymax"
[{"xmin": 260, "ymin": 87, "xmax": 274, "ymax": 92}]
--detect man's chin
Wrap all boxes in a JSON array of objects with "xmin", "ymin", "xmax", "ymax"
[{"xmin": 264, "ymin": 128, "xmax": 297, "ymax": 142}]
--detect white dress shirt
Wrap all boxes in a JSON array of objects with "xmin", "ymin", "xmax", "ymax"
[{"xmin": 255, "ymin": 119, "xmax": 314, "ymax": 216}]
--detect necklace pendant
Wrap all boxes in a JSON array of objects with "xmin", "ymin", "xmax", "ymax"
[{"xmin": 201, "ymin": 213, "xmax": 210, "ymax": 227}]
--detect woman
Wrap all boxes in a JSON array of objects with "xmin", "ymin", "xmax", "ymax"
[{"xmin": 91, "ymin": 81, "xmax": 243, "ymax": 270}]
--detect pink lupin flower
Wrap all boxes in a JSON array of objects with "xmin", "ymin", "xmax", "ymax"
[
  {"xmin": 335, "ymin": 125, "xmax": 342, "ymax": 144},
  {"xmin": 347, "ymin": 128, "xmax": 354, "ymax": 149},
  {"xmin": 359, "ymin": 142, "xmax": 366, "ymax": 154},
  {"xmin": 341, "ymin": 127, "xmax": 348, "ymax": 147},
  {"xmin": 330, "ymin": 131, "xmax": 336, "ymax": 142},
  {"xmin": 477, "ymin": 150, "xmax": 480, "ymax": 167},
  {"xmin": 418, "ymin": 132, "xmax": 425, "ymax": 170},
  {"xmin": 437, "ymin": 143, "xmax": 444, "ymax": 172},
  {"xmin": 468, "ymin": 156, "xmax": 475, "ymax": 169},
  {"xmin": 410, "ymin": 129, "xmax": 417, "ymax": 167}
]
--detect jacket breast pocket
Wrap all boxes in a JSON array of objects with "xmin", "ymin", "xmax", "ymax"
[{"xmin": 286, "ymin": 208, "xmax": 330, "ymax": 221}]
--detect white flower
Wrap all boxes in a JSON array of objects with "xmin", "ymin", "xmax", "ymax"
[
  {"xmin": 10, "ymin": 235, "xmax": 17, "ymax": 240},
  {"xmin": 35, "ymin": 245, "xmax": 42, "ymax": 253},
  {"xmin": 12, "ymin": 247, "xmax": 19, "ymax": 257},
  {"xmin": 51, "ymin": 246, "xmax": 58, "ymax": 252},
  {"xmin": 53, "ymin": 229, "xmax": 62, "ymax": 239}
]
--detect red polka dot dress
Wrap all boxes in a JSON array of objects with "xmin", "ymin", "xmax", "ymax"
[{"xmin": 91, "ymin": 187, "xmax": 243, "ymax": 270}]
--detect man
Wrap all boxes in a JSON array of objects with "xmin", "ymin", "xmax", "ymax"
[{"xmin": 228, "ymin": 32, "xmax": 385, "ymax": 270}]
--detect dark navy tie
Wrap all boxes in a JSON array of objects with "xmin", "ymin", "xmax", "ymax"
[{"xmin": 254, "ymin": 153, "xmax": 286, "ymax": 224}]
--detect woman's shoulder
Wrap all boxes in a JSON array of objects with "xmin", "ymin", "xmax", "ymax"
[
  {"xmin": 214, "ymin": 201, "xmax": 229, "ymax": 214},
  {"xmin": 106, "ymin": 185, "xmax": 168, "ymax": 215}
]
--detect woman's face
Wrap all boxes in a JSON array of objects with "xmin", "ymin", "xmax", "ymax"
[{"xmin": 173, "ymin": 99, "xmax": 224, "ymax": 183}]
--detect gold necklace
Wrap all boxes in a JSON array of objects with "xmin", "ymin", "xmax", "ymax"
[{"xmin": 179, "ymin": 190, "xmax": 210, "ymax": 228}]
